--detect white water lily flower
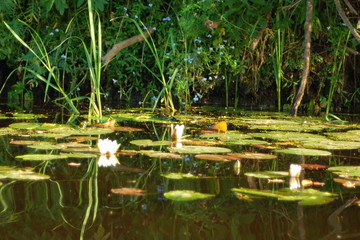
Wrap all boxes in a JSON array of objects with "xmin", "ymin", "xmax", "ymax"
[
  {"xmin": 289, "ymin": 164, "xmax": 302, "ymax": 178},
  {"xmin": 171, "ymin": 124, "xmax": 185, "ymax": 141},
  {"xmin": 97, "ymin": 138, "xmax": 120, "ymax": 155},
  {"xmin": 98, "ymin": 154, "xmax": 119, "ymax": 167},
  {"xmin": 289, "ymin": 176, "xmax": 301, "ymax": 190}
]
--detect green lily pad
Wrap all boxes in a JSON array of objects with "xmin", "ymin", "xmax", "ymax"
[
  {"xmin": 232, "ymin": 187, "xmax": 336, "ymax": 205},
  {"xmin": 300, "ymin": 140, "xmax": 360, "ymax": 150},
  {"xmin": 27, "ymin": 143, "xmax": 64, "ymax": 150},
  {"xmin": 250, "ymin": 132, "xmax": 327, "ymax": 142},
  {"xmin": 275, "ymin": 148, "xmax": 332, "ymax": 156},
  {"xmin": 249, "ymin": 123, "xmax": 328, "ymax": 132},
  {"xmin": 9, "ymin": 122, "xmax": 41, "ymax": 130},
  {"xmin": 0, "ymin": 166, "xmax": 49, "ymax": 180},
  {"xmin": 333, "ymin": 178, "xmax": 360, "ymax": 187},
  {"xmin": 171, "ymin": 146, "xmax": 231, "ymax": 154},
  {"xmin": 31, "ymin": 133, "xmax": 71, "ymax": 138},
  {"xmin": 49, "ymin": 127, "xmax": 114, "ymax": 136},
  {"xmin": 109, "ymin": 112, "xmax": 178, "ymax": 123},
  {"xmin": 245, "ymin": 171, "xmax": 289, "ymax": 179},
  {"xmin": 327, "ymin": 166, "xmax": 360, "ymax": 178},
  {"xmin": 161, "ymin": 173, "xmax": 196, "ymax": 179},
  {"xmin": 0, "ymin": 127, "xmax": 20, "ymax": 135},
  {"xmin": 230, "ymin": 139, "xmax": 270, "ymax": 146},
  {"xmin": 228, "ymin": 152, "xmax": 278, "ymax": 160},
  {"xmin": 199, "ymin": 131, "xmax": 251, "ymax": 140},
  {"xmin": 130, "ymin": 139, "xmax": 171, "ymax": 147},
  {"xmin": 145, "ymin": 152, "xmax": 183, "ymax": 159},
  {"xmin": 325, "ymin": 131, "xmax": 360, "ymax": 142},
  {"xmin": 60, "ymin": 152, "xmax": 98, "ymax": 158},
  {"xmin": 60, "ymin": 147, "xmax": 99, "ymax": 153},
  {"xmin": 195, "ymin": 154, "xmax": 237, "ymax": 161},
  {"xmin": 11, "ymin": 113, "xmax": 47, "ymax": 119},
  {"xmin": 10, "ymin": 140, "xmax": 39, "ymax": 145},
  {"xmin": 16, "ymin": 154, "xmax": 69, "ymax": 161},
  {"xmin": 164, "ymin": 190, "xmax": 215, "ymax": 201}
]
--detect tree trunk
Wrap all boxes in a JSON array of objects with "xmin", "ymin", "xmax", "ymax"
[{"xmin": 290, "ymin": 0, "xmax": 313, "ymax": 116}]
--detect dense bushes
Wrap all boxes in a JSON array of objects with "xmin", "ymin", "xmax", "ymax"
[{"xmin": 0, "ymin": 0, "xmax": 359, "ymax": 115}]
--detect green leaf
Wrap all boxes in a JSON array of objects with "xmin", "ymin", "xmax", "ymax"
[
  {"xmin": 275, "ymin": 148, "xmax": 332, "ymax": 156},
  {"xmin": 164, "ymin": 190, "xmax": 214, "ymax": 201},
  {"xmin": 16, "ymin": 154, "xmax": 68, "ymax": 161},
  {"xmin": 54, "ymin": 0, "xmax": 68, "ymax": 15},
  {"xmin": 171, "ymin": 146, "xmax": 231, "ymax": 154}
]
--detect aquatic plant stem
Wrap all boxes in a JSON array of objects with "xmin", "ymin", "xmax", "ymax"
[
  {"xmin": 80, "ymin": 158, "xmax": 98, "ymax": 240},
  {"xmin": 86, "ymin": 0, "xmax": 103, "ymax": 121}
]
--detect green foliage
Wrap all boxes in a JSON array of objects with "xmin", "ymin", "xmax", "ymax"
[{"xmin": 0, "ymin": 0, "xmax": 357, "ymax": 115}]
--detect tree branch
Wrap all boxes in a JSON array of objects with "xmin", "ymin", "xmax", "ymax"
[
  {"xmin": 102, "ymin": 28, "xmax": 154, "ymax": 65},
  {"xmin": 334, "ymin": 0, "xmax": 360, "ymax": 43}
]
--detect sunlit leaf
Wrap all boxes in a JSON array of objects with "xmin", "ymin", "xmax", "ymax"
[
  {"xmin": 250, "ymin": 132, "xmax": 327, "ymax": 142},
  {"xmin": 0, "ymin": 127, "xmax": 20, "ymax": 135},
  {"xmin": 10, "ymin": 140, "xmax": 39, "ymax": 145},
  {"xmin": 60, "ymin": 152, "xmax": 98, "ymax": 158},
  {"xmin": 9, "ymin": 122, "xmax": 41, "ymax": 130},
  {"xmin": 326, "ymin": 130, "xmax": 360, "ymax": 142},
  {"xmin": 199, "ymin": 131, "xmax": 250, "ymax": 140},
  {"xmin": 275, "ymin": 148, "xmax": 332, "ymax": 156},
  {"xmin": 52, "ymin": 127, "xmax": 114, "ymax": 136},
  {"xmin": 27, "ymin": 142, "xmax": 64, "ymax": 150},
  {"xmin": 245, "ymin": 171, "xmax": 289, "ymax": 179},
  {"xmin": 164, "ymin": 190, "xmax": 215, "ymax": 201},
  {"xmin": 171, "ymin": 146, "xmax": 231, "ymax": 154},
  {"xmin": 228, "ymin": 152, "xmax": 277, "ymax": 160},
  {"xmin": 112, "ymin": 126, "xmax": 144, "ymax": 132},
  {"xmin": 145, "ymin": 152, "xmax": 183, "ymax": 159},
  {"xmin": 333, "ymin": 178, "xmax": 360, "ymax": 187},
  {"xmin": 328, "ymin": 166, "xmax": 360, "ymax": 178},
  {"xmin": 300, "ymin": 140, "xmax": 360, "ymax": 150},
  {"xmin": 162, "ymin": 173, "xmax": 196, "ymax": 179},
  {"xmin": 232, "ymin": 187, "xmax": 336, "ymax": 205},
  {"xmin": 195, "ymin": 154, "xmax": 236, "ymax": 161},
  {"xmin": 0, "ymin": 166, "xmax": 49, "ymax": 180},
  {"xmin": 16, "ymin": 154, "xmax": 68, "ymax": 161},
  {"xmin": 300, "ymin": 163, "xmax": 328, "ymax": 170},
  {"xmin": 111, "ymin": 187, "xmax": 146, "ymax": 196},
  {"xmin": 130, "ymin": 139, "xmax": 171, "ymax": 147}
]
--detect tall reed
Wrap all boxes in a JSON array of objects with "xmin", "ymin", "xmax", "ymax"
[
  {"xmin": 3, "ymin": 20, "xmax": 80, "ymax": 117},
  {"xmin": 272, "ymin": 10, "xmax": 285, "ymax": 112},
  {"xmin": 130, "ymin": 19, "xmax": 177, "ymax": 114},
  {"xmin": 84, "ymin": 0, "xmax": 103, "ymax": 122},
  {"xmin": 325, "ymin": 30, "xmax": 350, "ymax": 119}
]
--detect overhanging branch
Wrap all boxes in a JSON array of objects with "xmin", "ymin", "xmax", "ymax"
[
  {"xmin": 102, "ymin": 28, "xmax": 154, "ymax": 65},
  {"xmin": 334, "ymin": 0, "xmax": 360, "ymax": 43}
]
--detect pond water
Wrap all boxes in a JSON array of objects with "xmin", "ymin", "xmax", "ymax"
[{"xmin": 1, "ymin": 108, "xmax": 360, "ymax": 240}]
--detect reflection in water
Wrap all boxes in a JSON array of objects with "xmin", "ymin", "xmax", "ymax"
[
  {"xmin": 97, "ymin": 154, "xmax": 119, "ymax": 167},
  {"xmin": 1, "ymin": 120, "xmax": 360, "ymax": 239}
]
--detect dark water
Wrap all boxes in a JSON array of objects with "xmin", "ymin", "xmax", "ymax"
[{"xmin": 0, "ymin": 118, "xmax": 360, "ymax": 240}]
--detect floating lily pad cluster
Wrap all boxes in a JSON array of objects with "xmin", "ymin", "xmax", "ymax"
[
  {"xmin": 2, "ymin": 110, "xmax": 360, "ymax": 206},
  {"xmin": 232, "ymin": 187, "xmax": 336, "ymax": 205}
]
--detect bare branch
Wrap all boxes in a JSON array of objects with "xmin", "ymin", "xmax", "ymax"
[
  {"xmin": 102, "ymin": 28, "xmax": 154, "ymax": 65},
  {"xmin": 334, "ymin": 0, "xmax": 360, "ymax": 43}
]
